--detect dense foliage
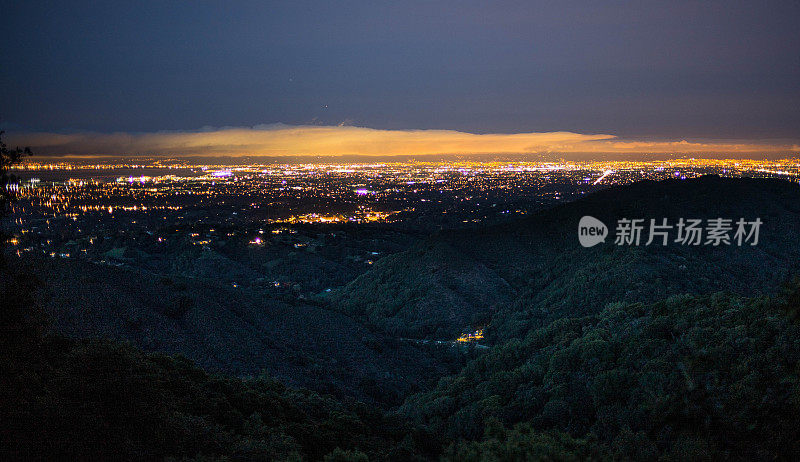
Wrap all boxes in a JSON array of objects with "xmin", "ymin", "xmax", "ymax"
[
  {"xmin": 330, "ymin": 242, "xmax": 513, "ymax": 339},
  {"xmin": 6, "ymin": 282, "xmax": 799, "ymax": 460},
  {"xmin": 402, "ymin": 286, "xmax": 800, "ymax": 459},
  {"xmin": 442, "ymin": 424, "xmax": 607, "ymax": 461},
  {"xmin": 1, "ymin": 335, "xmax": 440, "ymax": 460}
]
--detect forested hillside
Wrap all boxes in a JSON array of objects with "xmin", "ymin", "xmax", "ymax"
[
  {"xmin": 2, "ymin": 339, "xmax": 438, "ymax": 460},
  {"xmin": 0, "ymin": 264, "xmax": 437, "ymax": 461},
  {"xmin": 5, "ymin": 270, "xmax": 800, "ymax": 460},
  {"xmin": 404, "ymin": 283, "xmax": 800, "ymax": 460},
  {"xmin": 330, "ymin": 176, "xmax": 800, "ymax": 340},
  {"xmin": 12, "ymin": 257, "xmax": 467, "ymax": 406}
]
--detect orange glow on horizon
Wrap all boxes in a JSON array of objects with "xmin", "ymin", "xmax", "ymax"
[{"xmin": 7, "ymin": 125, "xmax": 799, "ymax": 158}]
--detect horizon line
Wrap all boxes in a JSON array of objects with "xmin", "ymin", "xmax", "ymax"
[{"xmin": 6, "ymin": 124, "xmax": 800, "ymax": 159}]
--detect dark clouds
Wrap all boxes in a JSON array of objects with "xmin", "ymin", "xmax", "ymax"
[{"xmin": 2, "ymin": 1, "xmax": 799, "ymax": 140}]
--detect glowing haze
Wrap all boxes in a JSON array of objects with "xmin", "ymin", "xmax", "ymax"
[{"xmin": 8, "ymin": 125, "xmax": 798, "ymax": 159}]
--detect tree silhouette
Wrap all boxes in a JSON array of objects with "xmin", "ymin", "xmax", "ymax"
[{"xmin": 0, "ymin": 130, "xmax": 31, "ymax": 212}]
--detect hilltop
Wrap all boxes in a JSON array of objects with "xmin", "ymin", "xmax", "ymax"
[{"xmin": 329, "ymin": 176, "xmax": 800, "ymax": 341}]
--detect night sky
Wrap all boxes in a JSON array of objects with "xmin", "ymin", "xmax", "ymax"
[{"xmin": 2, "ymin": 1, "xmax": 799, "ymax": 156}]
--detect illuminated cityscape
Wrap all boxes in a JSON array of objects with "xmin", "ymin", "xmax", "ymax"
[
  {"xmin": 2, "ymin": 157, "xmax": 797, "ymax": 297},
  {"xmin": 6, "ymin": 158, "xmax": 799, "ymax": 260}
]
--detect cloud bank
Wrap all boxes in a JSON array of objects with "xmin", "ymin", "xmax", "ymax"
[{"xmin": 6, "ymin": 125, "xmax": 798, "ymax": 158}]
